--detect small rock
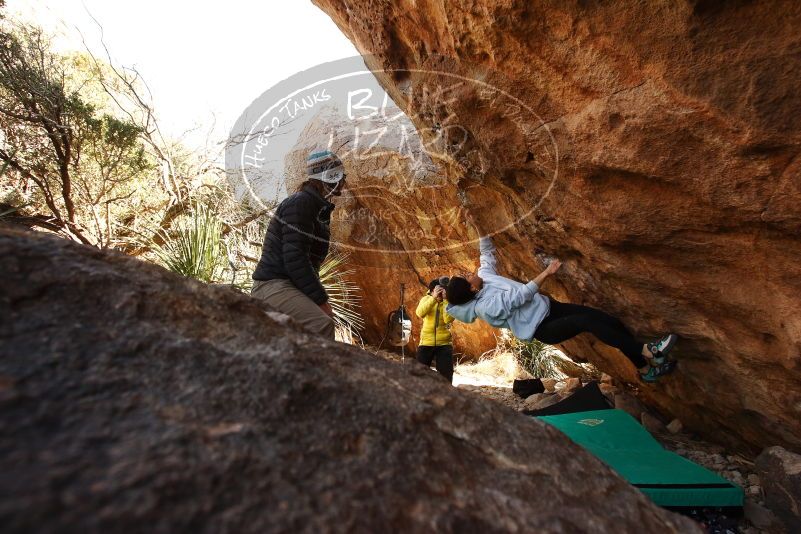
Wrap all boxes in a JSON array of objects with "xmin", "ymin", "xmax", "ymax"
[
  {"xmin": 541, "ymin": 378, "xmax": 557, "ymax": 392},
  {"xmin": 666, "ymin": 419, "xmax": 683, "ymax": 434},
  {"xmin": 525, "ymin": 393, "xmax": 562, "ymax": 411},
  {"xmin": 755, "ymin": 445, "xmax": 801, "ymax": 532},
  {"xmin": 728, "ymin": 470, "xmax": 745, "ymax": 486},
  {"xmin": 748, "ymin": 486, "xmax": 761, "ymax": 496},
  {"xmin": 743, "ymin": 498, "xmax": 782, "ymax": 530},
  {"xmin": 614, "ymin": 392, "xmax": 646, "ymax": 419},
  {"xmin": 687, "ymin": 451, "xmax": 705, "ymax": 461},
  {"xmin": 557, "ymin": 377, "xmax": 581, "ymax": 393},
  {"xmin": 523, "ymin": 393, "xmax": 546, "ymax": 410},
  {"xmin": 640, "ymin": 412, "xmax": 666, "ymax": 434},
  {"xmin": 748, "ymin": 474, "xmax": 760, "ymax": 486},
  {"xmin": 727, "ymin": 455, "xmax": 739, "ymax": 464},
  {"xmin": 599, "ymin": 383, "xmax": 618, "ymax": 398}
]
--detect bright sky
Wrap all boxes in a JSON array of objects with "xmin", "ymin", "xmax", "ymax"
[{"xmin": 5, "ymin": 0, "xmax": 363, "ymax": 149}]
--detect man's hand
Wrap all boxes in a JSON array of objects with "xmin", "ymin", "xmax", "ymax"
[
  {"xmin": 319, "ymin": 301, "xmax": 334, "ymax": 317},
  {"xmin": 433, "ymin": 286, "xmax": 445, "ymax": 301},
  {"xmin": 533, "ymin": 259, "xmax": 562, "ymax": 287},
  {"xmin": 545, "ymin": 259, "xmax": 562, "ymax": 275}
]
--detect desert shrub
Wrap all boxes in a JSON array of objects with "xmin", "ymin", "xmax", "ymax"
[
  {"xmin": 490, "ymin": 331, "xmax": 565, "ymax": 379},
  {"xmin": 149, "ymin": 202, "xmax": 226, "ymax": 284}
]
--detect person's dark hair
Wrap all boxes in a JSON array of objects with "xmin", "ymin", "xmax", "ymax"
[
  {"xmin": 296, "ymin": 178, "xmax": 342, "ymax": 197},
  {"xmin": 428, "ymin": 276, "xmax": 450, "ymax": 293},
  {"xmin": 446, "ymin": 276, "xmax": 475, "ymax": 305}
]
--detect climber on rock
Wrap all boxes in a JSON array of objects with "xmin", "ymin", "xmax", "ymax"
[
  {"xmin": 445, "ymin": 213, "xmax": 678, "ymax": 382},
  {"xmin": 251, "ymin": 150, "xmax": 346, "ymax": 339},
  {"xmin": 415, "ymin": 276, "xmax": 456, "ymax": 383}
]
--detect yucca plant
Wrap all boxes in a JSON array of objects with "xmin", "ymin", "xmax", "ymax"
[
  {"xmin": 491, "ymin": 330, "xmax": 565, "ymax": 379},
  {"xmin": 318, "ymin": 252, "xmax": 365, "ymax": 338},
  {"xmin": 150, "ymin": 203, "xmax": 226, "ymax": 283},
  {"xmin": 516, "ymin": 337, "xmax": 564, "ymax": 378},
  {"xmin": 144, "ymin": 201, "xmax": 364, "ymax": 342}
]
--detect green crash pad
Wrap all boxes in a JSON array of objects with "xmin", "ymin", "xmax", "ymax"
[{"xmin": 538, "ymin": 409, "xmax": 744, "ymax": 508}]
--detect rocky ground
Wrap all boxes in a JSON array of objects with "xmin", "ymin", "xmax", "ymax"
[
  {"xmin": 457, "ymin": 379, "xmax": 772, "ymax": 533},
  {"xmin": 3, "ymin": 227, "xmax": 796, "ymax": 532},
  {"xmin": 368, "ymin": 346, "xmax": 788, "ymax": 533}
]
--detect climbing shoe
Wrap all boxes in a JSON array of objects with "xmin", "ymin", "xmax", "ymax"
[
  {"xmin": 646, "ymin": 333, "xmax": 678, "ymax": 364},
  {"xmin": 639, "ymin": 360, "xmax": 677, "ymax": 383}
]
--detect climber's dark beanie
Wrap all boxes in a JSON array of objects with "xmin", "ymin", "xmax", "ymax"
[{"xmin": 446, "ymin": 277, "xmax": 475, "ymax": 305}]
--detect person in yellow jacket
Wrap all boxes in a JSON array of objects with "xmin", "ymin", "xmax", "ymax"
[{"xmin": 416, "ymin": 277, "xmax": 455, "ymax": 383}]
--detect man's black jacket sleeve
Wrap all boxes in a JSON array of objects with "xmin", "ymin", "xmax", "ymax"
[{"xmin": 281, "ymin": 195, "xmax": 328, "ymax": 304}]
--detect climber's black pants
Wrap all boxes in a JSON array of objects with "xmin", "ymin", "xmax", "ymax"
[
  {"xmin": 417, "ymin": 345, "xmax": 454, "ymax": 383},
  {"xmin": 533, "ymin": 298, "xmax": 648, "ymax": 368}
]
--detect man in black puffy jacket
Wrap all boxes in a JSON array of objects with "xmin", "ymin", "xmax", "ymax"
[{"xmin": 251, "ymin": 151, "xmax": 346, "ymax": 338}]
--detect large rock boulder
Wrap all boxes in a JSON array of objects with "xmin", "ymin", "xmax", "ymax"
[
  {"xmin": 311, "ymin": 0, "xmax": 801, "ymax": 453},
  {"xmin": 0, "ymin": 228, "xmax": 696, "ymax": 532},
  {"xmin": 756, "ymin": 446, "xmax": 801, "ymax": 531}
]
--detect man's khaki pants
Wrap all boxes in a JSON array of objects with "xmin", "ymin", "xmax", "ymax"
[{"xmin": 251, "ymin": 279, "xmax": 335, "ymax": 339}]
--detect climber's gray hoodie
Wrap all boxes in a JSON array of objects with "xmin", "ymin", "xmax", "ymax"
[{"xmin": 446, "ymin": 236, "xmax": 550, "ymax": 341}]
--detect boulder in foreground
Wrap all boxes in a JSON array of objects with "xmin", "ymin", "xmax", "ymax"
[{"xmin": 0, "ymin": 228, "xmax": 697, "ymax": 532}]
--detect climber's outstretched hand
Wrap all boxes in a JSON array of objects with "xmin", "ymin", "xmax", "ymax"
[
  {"xmin": 545, "ymin": 259, "xmax": 562, "ymax": 275},
  {"xmin": 533, "ymin": 258, "xmax": 562, "ymax": 287}
]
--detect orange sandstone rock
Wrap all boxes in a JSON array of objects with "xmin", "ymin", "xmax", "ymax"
[{"xmin": 314, "ymin": 0, "xmax": 801, "ymax": 453}]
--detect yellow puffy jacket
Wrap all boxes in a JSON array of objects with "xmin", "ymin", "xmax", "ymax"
[{"xmin": 416, "ymin": 294, "xmax": 454, "ymax": 346}]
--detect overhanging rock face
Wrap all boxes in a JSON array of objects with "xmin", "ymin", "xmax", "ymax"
[
  {"xmin": 0, "ymin": 228, "xmax": 696, "ymax": 532},
  {"xmin": 312, "ymin": 0, "xmax": 801, "ymax": 453},
  {"xmin": 285, "ymin": 107, "xmax": 499, "ymax": 357}
]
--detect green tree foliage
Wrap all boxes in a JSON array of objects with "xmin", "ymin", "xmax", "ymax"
[
  {"xmin": 0, "ymin": 15, "xmax": 365, "ymax": 342},
  {"xmin": 0, "ymin": 21, "xmax": 155, "ymax": 247}
]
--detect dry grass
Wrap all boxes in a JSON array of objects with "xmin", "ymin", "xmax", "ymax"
[
  {"xmin": 454, "ymin": 330, "xmax": 604, "ymax": 387},
  {"xmin": 454, "ymin": 350, "xmax": 531, "ymax": 387}
]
